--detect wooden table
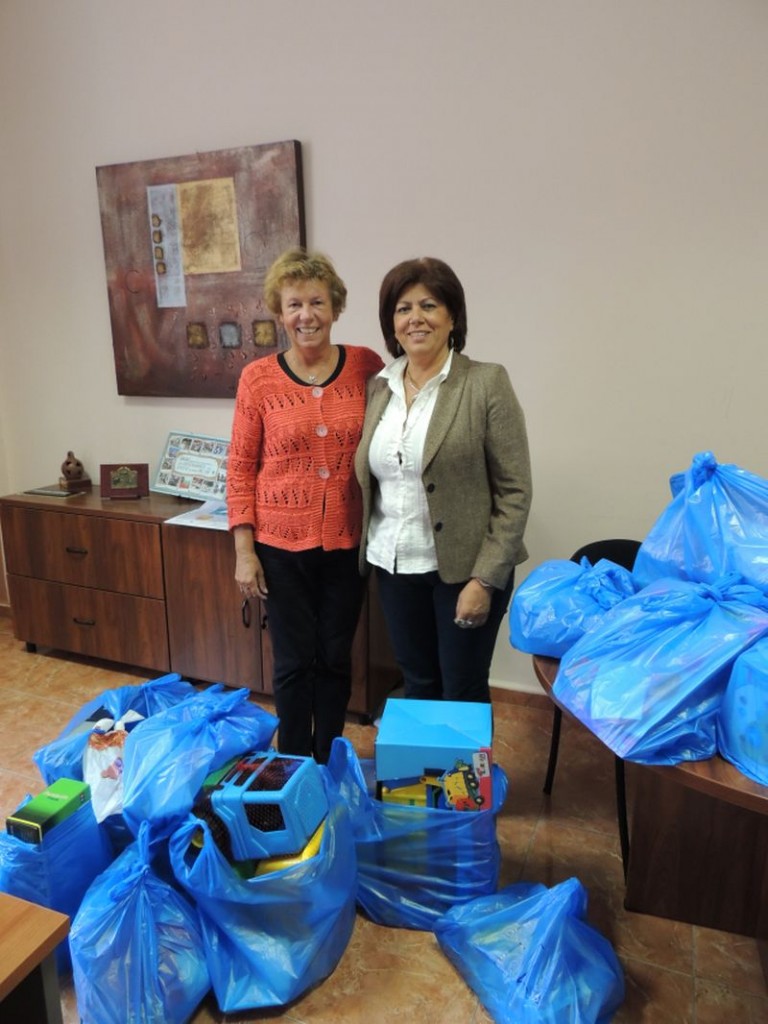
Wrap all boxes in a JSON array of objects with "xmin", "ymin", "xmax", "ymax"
[
  {"xmin": 0, "ymin": 892, "xmax": 69, "ymax": 1024},
  {"xmin": 533, "ymin": 655, "xmax": 768, "ymax": 984}
]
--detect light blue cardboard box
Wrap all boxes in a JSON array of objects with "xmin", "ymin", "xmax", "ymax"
[{"xmin": 375, "ymin": 698, "xmax": 492, "ymax": 782}]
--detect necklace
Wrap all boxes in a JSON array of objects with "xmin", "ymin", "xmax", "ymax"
[
  {"xmin": 288, "ymin": 348, "xmax": 334, "ymax": 384},
  {"xmin": 405, "ymin": 368, "xmax": 422, "ymax": 393}
]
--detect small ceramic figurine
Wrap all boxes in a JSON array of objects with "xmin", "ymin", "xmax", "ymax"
[
  {"xmin": 61, "ymin": 451, "xmax": 84, "ymax": 480},
  {"xmin": 59, "ymin": 451, "xmax": 92, "ymax": 490}
]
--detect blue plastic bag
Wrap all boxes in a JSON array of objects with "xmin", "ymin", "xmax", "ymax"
[
  {"xmin": 121, "ymin": 685, "xmax": 278, "ymax": 840},
  {"xmin": 718, "ymin": 639, "xmax": 768, "ymax": 786},
  {"xmin": 168, "ymin": 773, "xmax": 356, "ymax": 1013},
  {"xmin": 553, "ymin": 575, "xmax": 768, "ymax": 764},
  {"xmin": 0, "ymin": 799, "xmax": 112, "ymax": 971},
  {"xmin": 510, "ymin": 557, "xmax": 637, "ymax": 657},
  {"xmin": 434, "ymin": 877, "xmax": 624, "ymax": 1024},
  {"xmin": 33, "ymin": 672, "xmax": 197, "ymax": 785},
  {"xmin": 634, "ymin": 451, "xmax": 768, "ymax": 591},
  {"xmin": 70, "ymin": 821, "xmax": 210, "ymax": 1024},
  {"xmin": 327, "ymin": 737, "xmax": 508, "ymax": 931}
]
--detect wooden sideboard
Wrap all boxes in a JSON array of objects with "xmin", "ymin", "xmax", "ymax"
[
  {"xmin": 0, "ymin": 489, "xmax": 182, "ymax": 672},
  {"xmin": 0, "ymin": 489, "xmax": 400, "ymax": 718}
]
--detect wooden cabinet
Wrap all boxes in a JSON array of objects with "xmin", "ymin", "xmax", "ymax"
[
  {"xmin": 161, "ymin": 521, "xmax": 400, "ymax": 718},
  {"xmin": 0, "ymin": 489, "xmax": 400, "ymax": 719},
  {"xmin": 0, "ymin": 489, "xmax": 183, "ymax": 673},
  {"xmin": 162, "ymin": 522, "xmax": 271, "ymax": 694}
]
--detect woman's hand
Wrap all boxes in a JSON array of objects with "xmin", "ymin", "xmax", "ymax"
[
  {"xmin": 454, "ymin": 579, "xmax": 492, "ymax": 629},
  {"xmin": 235, "ymin": 549, "xmax": 267, "ymax": 599},
  {"xmin": 232, "ymin": 525, "xmax": 268, "ymax": 599}
]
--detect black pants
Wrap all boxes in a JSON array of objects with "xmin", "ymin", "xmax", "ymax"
[
  {"xmin": 256, "ymin": 543, "xmax": 365, "ymax": 764},
  {"xmin": 375, "ymin": 567, "xmax": 515, "ymax": 703}
]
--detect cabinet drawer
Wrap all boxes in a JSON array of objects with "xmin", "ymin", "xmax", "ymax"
[
  {"xmin": 1, "ymin": 506, "xmax": 163, "ymax": 597},
  {"xmin": 7, "ymin": 575, "xmax": 170, "ymax": 672}
]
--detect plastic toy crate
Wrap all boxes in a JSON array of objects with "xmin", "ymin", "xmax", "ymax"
[{"xmin": 194, "ymin": 751, "xmax": 328, "ymax": 861}]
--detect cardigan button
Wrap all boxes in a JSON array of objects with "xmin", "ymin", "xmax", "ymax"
[
  {"xmin": 318, "ymin": 467, "xmax": 330, "ymax": 480},
  {"xmin": 426, "ymin": 483, "xmax": 435, "ymax": 493},
  {"xmin": 434, "ymin": 521, "xmax": 443, "ymax": 532}
]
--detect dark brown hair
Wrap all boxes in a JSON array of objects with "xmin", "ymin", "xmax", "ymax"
[{"xmin": 378, "ymin": 257, "xmax": 468, "ymax": 357}]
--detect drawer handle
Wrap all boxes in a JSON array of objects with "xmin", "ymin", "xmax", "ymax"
[
  {"xmin": 241, "ymin": 599, "xmax": 251, "ymax": 628},
  {"xmin": 72, "ymin": 617, "xmax": 96, "ymax": 627},
  {"xmin": 65, "ymin": 546, "xmax": 89, "ymax": 556}
]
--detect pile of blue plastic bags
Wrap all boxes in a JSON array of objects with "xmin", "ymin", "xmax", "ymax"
[
  {"xmin": 0, "ymin": 671, "xmax": 628, "ymax": 1023},
  {"xmin": 510, "ymin": 450, "xmax": 768, "ymax": 781}
]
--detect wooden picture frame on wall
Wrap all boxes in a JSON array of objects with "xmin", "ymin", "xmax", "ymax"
[
  {"xmin": 100, "ymin": 463, "xmax": 150, "ymax": 500},
  {"xmin": 96, "ymin": 140, "xmax": 305, "ymax": 399}
]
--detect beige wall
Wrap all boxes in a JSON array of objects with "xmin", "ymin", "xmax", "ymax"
[{"xmin": 1, "ymin": 0, "xmax": 767, "ymax": 687}]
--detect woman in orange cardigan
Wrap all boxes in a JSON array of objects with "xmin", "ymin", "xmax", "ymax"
[{"xmin": 227, "ymin": 248, "xmax": 383, "ymax": 762}]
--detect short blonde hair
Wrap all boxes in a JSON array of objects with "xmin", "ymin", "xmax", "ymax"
[{"xmin": 263, "ymin": 247, "xmax": 347, "ymax": 317}]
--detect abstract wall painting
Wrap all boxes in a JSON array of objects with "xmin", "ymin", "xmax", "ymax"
[{"xmin": 96, "ymin": 140, "xmax": 305, "ymax": 398}]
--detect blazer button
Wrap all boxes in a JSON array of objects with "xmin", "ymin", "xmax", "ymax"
[
  {"xmin": 434, "ymin": 521, "xmax": 443, "ymax": 532},
  {"xmin": 426, "ymin": 483, "xmax": 435, "ymax": 493}
]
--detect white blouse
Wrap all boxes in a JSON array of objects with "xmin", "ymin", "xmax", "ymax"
[{"xmin": 365, "ymin": 352, "xmax": 454, "ymax": 574}]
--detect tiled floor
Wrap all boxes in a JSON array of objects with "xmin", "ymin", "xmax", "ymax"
[{"xmin": 0, "ymin": 611, "xmax": 766, "ymax": 1023}]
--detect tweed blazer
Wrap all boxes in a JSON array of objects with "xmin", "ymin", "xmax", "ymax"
[{"xmin": 355, "ymin": 352, "xmax": 532, "ymax": 587}]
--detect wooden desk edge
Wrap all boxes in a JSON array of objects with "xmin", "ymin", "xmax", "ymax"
[
  {"xmin": 531, "ymin": 654, "xmax": 768, "ymax": 815},
  {"xmin": 0, "ymin": 893, "xmax": 69, "ymax": 1001}
]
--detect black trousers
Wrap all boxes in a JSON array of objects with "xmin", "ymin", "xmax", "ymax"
[
  {"xmin": 375, "ymin": 566, "xmax": 515, "ymax": 703},
  {"xmin": 256, "ymin": 543, "xmax": 365, "ymax": 764}
]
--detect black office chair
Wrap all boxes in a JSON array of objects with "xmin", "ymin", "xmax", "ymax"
[{"xmin": 542, "ymin": 538, "xmax": 641, "ymax": 879}]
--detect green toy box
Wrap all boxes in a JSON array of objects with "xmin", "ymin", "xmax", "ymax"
[{"xmin": 6, "ymin": 778, "xmax": 91, "ymax": 844}]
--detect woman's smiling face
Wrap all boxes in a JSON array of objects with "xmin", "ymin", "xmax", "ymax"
[
  {"xmin": 279, "ymin": 278, "xmax": 336, "ymax": 353},
  {"xmin": 393, "ymin": 283, "xmax": 454, "ymax": 363}
]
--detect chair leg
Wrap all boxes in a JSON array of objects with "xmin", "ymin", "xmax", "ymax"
[
  {"xmin": 614, "ymin": 756, "xmax": 630, "ymax": 880},
  {"xmin": 543, "ymin": 705, "xmax": 562, "ymax": 794}
]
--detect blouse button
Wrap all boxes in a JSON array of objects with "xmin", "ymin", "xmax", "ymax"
[
  {"xmin": 318, "ymin": 467, "xmax": 331, "ymax": 480},
  {"xmin": 316, "ymin": 424, "xmax": 328, "ymax": 438},
  {"xmin": 312, "ymin": 386, "xmax": 323, "ymax": 399}
]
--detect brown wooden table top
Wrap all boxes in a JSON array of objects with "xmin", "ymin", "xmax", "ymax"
[
  {"xmin": 533, "ymin": 654, "xmax": 768, "ymax": 816},
  {"xmin": 0, "ymin": 892, "xmax": 69, "ymax": 1001},
  {"xmin": 1, "ymin": 487, "xmax": 198, "ymax": 524}
]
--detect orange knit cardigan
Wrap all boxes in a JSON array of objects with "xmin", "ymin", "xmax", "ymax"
[{"xmin": 227, "ymin": 345, "xmax": 384, "ymax": 551}]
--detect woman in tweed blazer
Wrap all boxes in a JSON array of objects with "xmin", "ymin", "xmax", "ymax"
[{"xmin": 355, "ymin": 257, "xmax": 532, "ymax": 704}]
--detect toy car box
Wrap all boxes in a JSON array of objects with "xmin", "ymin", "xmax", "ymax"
[{"xmin": 375, "ymin": 698, "xmax": 492, "ymax": 783}]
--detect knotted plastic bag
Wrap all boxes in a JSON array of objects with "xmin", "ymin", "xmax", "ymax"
[
  {"xmin": 33, "ymin": 672, "xmax": 197, "ymax": 785},
  {"xmin": 327, "ymin": 737, "xmax": 508, "ymax": 931},
  {"xmin": 121, "ymin": 685, "xmax": 278, "ymax": 840},
  {"xmin": 718, "ymin": 639, "xmax": 768, "ymax": 786},
  {"xmin": 434, "ymin": 877, "xmax": 624, "ymax": 1024},
  {"xmin": 634, "ymin": 451, "xmax": 768, "ymax": 591},
  {"xmin": 553, "ymin": 575, "xmax": 768, "ymax": 764},
  {"xmin": 168, "ymin": 773, "xmax": 356, "ymax": 1013},
  {"xmin": 510, "ymin": 557, "xmax": 637, "ymax": 657},
  {"xmin": 70, "ymin": 821, "xmax": 210, "ymax": 1024}
]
